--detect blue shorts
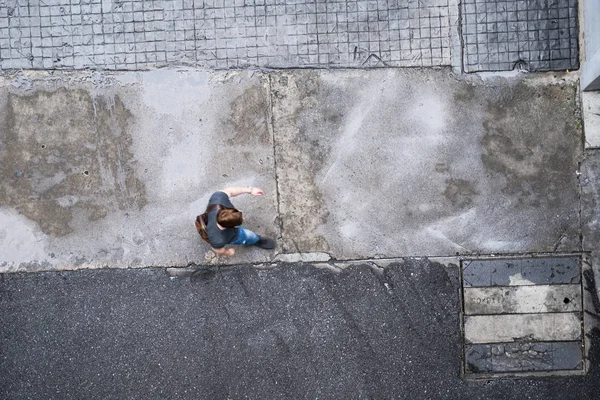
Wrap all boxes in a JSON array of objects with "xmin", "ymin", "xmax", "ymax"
[{"xmin": 231, "ymin": 227, "xmax": 260, "ymax": 246}]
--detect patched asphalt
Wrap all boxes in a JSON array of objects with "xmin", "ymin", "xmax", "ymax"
[{"xmin": 1, "ymin": 259, "xmax": 599, "ymax": 399}]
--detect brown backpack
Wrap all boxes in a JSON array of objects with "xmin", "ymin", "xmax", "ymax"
[{"xmin": 195, "ymin": 204, "xmax": 222, "ymax": 244}]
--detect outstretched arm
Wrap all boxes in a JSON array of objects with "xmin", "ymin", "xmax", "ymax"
[{"xmin": 222, "ymin": 186, "xmax": 264, "ymax": 198}]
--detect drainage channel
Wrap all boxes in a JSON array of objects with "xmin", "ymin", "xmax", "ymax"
[{"xmin": 460, "ymin": 255, "xmax": 585, "ymax": 379}]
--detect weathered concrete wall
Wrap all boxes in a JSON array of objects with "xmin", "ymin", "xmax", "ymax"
[
  {"xmin": 582, "ymin": 0, "xmax": 600, "ymax": 90},
  {"xmin": 0, "ymin": 69, "xmax": 584, "ymax": 271}
]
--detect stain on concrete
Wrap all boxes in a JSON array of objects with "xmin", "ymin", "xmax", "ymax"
[
  {"xmin": 0, "ymin": 88, "xmax": 146, "ymax": 237},
  {"xmin": 224, "ymin": 84, "xmax": 271, "ymax": 146},
  {"xmin": 443, "ymin": 178, "xmax": 478, "ymax": 208},
  {"xmin": 435, "ymin": 163, "xmax": 450, "ymax": 173},
  {"xmin": 481, "ymin": 83, "xmax": 582, "ymax": 208},
  {"xmin": 271, "ymin": 71, "xmax": 344, "ymax": 252},
  {"xmin": 453, "ymin": 83, "xmax": 476, "ymax": 102}
]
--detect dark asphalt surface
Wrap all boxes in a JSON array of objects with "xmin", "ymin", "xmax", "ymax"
[{"xmin": 1, "ymin": 259, "xmax": 599, "ymax": 400}]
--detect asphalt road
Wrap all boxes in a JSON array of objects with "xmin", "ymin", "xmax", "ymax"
[{"xmin": 1, "ymin": 259, "xmax": 599, "ymax": 399}]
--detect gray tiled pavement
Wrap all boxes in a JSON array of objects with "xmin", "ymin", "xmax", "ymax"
[
  {"xmin": 0, "ymin": 0, "xmax": 580, "ymax": 72},
  {"xmin": 462, "ymin": 0, "xmax": 579, "ymax": 72},
  {"xmin": 0, "ymin": 0, "xmax": 458, "ymax": 70}
]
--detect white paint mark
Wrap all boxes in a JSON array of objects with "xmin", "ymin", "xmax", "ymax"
[
  {"xmin": 274, "ymin": 253, "xmax": 331, "ymax": 263},
  {"xmin": 339, "ymin": 221, "xmax": 359, "ymax": 239},
  {"xmin": 160, "ymin": 140, "xmax": 205, "ymax": 196},
  {"xmin": 477, "ymin": 70, "xmax": 523, "ymax": 79},
  {"xmin": 140, "ymin": 70, "xmax": 211, "ymax": 115},
  {"xmin": 321, "ymin": 75, "xmax": 390, "ymax": 186},
  {"xmin": 56, "ymin": 195, "xmax": 80, "ymax": 208},
  {"xmin": 482, "ymin": 240, "xmax": 517, "ymax": 251},
  {"xmin": 425, "ymin": 227, "xmax": 468, "ymax": 251},
  {"xmin": 408, "ymin": 96, "xmax": 446, "ymax": 132},
  {"xmin": 320, "ymin": 159, "xmax": 338, "ymax": 183},
  {"xmin": 418, "ymin": 203, "xmax": 434, "ymax": 212},
  {"xmin": 0, "ymin": 209, "xmax": 51, "ymax": 268},
  {"xmin": 508, "ymin": 272, "xmax": 535, "ymax": 286}
]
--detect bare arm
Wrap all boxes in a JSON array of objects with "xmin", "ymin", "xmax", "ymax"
[
  {"xmin": 221, "ymin": 186, "xmax": 264, "ymax": 198},
  {"xmin": 212, "ymin": 247, "xmax": 235, "ymax": 256}
]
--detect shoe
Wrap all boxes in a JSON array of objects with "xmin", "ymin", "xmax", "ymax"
[{"xmin": 255, "ymin": 236, "xmax": 276, "ymax": 249}]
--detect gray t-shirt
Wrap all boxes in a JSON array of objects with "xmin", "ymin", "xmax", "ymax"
[{"xmin": 206, "ymin": 191, "xmax": 238, "ymax": 248}]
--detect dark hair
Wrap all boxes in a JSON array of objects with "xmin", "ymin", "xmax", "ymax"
[{"xmin": 217, "ymin": 208, "xmax": 243, "ymax": 228}]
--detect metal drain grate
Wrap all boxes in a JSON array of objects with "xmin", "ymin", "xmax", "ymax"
[{"xmin": 460, "ymin": 256, "xmax": 584, "ymax": 379}]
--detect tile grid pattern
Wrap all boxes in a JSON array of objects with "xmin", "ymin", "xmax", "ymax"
[
  {"xmin": 0, "ymin": 0, "xmax": 579, "ymax": 72},
  {"xmin": 461, "ymin": 0, "xmax": 579, "ymax": 72},
  {"xmin": 0, "ymin": 0, "xmax": 455, "ymax": 70}
]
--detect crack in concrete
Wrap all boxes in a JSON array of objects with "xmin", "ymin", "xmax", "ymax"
[
  {"xmin": 553, "ymin": 232, "xmax": 569, "ymax": 252},
  {"xmin": 578, "ymin": 158, "xmax": 585, "ymax": 251},
  {"xmin": 361, "ymin": 53, "xmax": 389, "ymax": 67},
  {"xmin": 266, "ymin": 74, "xmax": 285, "ymax": 249}
]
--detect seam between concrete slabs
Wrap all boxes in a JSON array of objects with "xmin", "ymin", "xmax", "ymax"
[
  {"xmin": 266, "ymin": 73, "xmax": 285, "ymax": 248},
  {"xmin": 4, "ymin": 252, "xmax": 591, "ymax": 274}
]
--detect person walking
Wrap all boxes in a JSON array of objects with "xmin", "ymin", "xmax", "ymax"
[{"xmin": 201, "ymin": 186, "xmax": 275, "ymax": 256}]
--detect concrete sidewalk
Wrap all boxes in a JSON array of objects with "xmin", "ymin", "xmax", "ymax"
[{"xmin": 0, "ymin": 68, "xmax": 586, "ymax": 272}]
